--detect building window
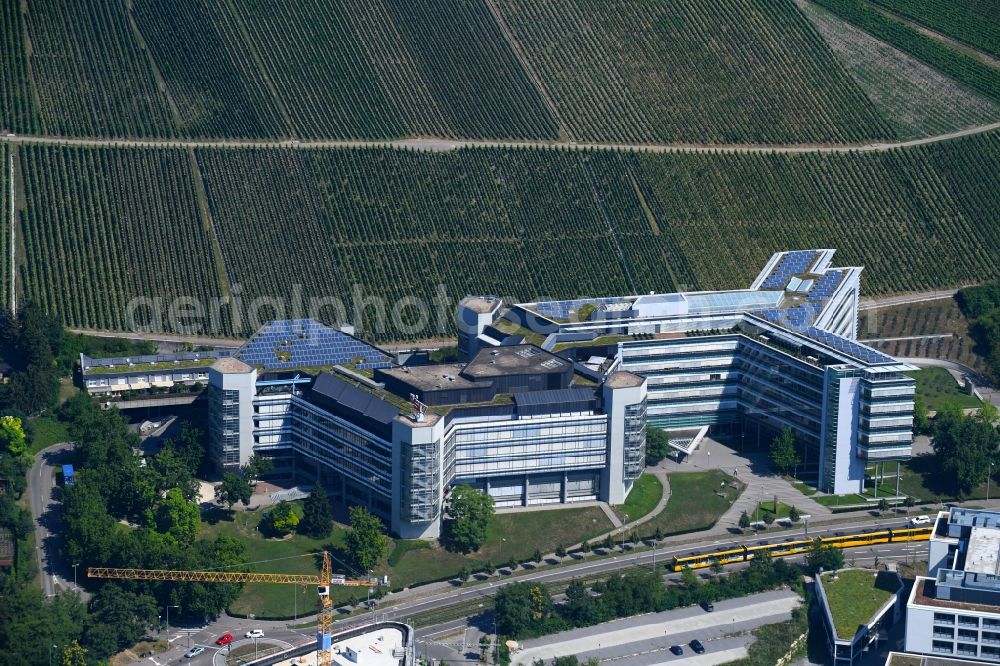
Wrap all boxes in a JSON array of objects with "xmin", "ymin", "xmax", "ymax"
[
  {"xmin": 982, "ymin": 645, "xmax": 1000, "ymax": 659},
  {"xmin": 957, "ymin": 643, "xmax": 978, "ymax": 657},
  {"xmin": 958, "ymin": 629, "xmax": 979, "ymax": 642},
  {"xmin": 982, "ymin": 631, "xmax": 1000, "ymax": 645},
  {"xmin": 933, "ymin": 627, "xmax": 955, "ymax": 640},
  {"xmin": 932, "ymin": 641, "xmax": 953, "ymax": 654},
  {"xmin": 959, "ymin": 616, "xmax": 980, "ymax": 628},
  {"xmin": 934, "ymin": 613, "xmax": 956, "ymax": 625},
  {"xmin": 985, "ymin": 618, "xmax": 1000, "ymax": 629}
]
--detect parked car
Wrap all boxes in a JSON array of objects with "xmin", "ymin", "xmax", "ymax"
[
  {"xmin": 184, "ymin": 646, "xmax": 206, "ymax": 659},
  {"xmin": 701, "ymin": 601, "xmax": 714, "ymax": 612},
  {"xmin": 669, "ymin": 645, "xmax": 683, "ymax": 656},
  {"xmin": 909, "ymin": 515, "xmax": 931, "ymax": 527},
  {"xmin": 246, "ymin": 629, "xmax": 265, "ymax": 639},
  {"xmin": 690, "ymin": 639, "xmax": 706, "ymax": 654},
  {"xmin": 216, "ymin": 633, "xmax": 234, "ymax": 645}
]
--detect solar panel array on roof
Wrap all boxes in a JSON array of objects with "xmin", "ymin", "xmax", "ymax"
[
  {"xmin": 804, "ymin": 327, "xmax": 897, "ymax": 365},
  {"xmin": 237, "ymin": 319, "xmax": 392, "ymax": 371},
  {"xmin": 761, "ymin": 251, "xmax": 819, "ymax": 289},
  {"xmin": 751, "ymin": 312, "xmax": 896, "ymax": 365},
  {"xmin": 532, "ymin": 297, "xmax": 628, "ymax": 320},
  {"xmin": 754, "ymin": 306, "xmax": 814, "ymax": 329},
  {"xmin": 807, "ymin": 270, "xmax": 844, "ymax": 302}
]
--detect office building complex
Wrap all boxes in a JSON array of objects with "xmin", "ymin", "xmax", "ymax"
[
  {"xmin": 460, "ymin": 249, "xmax": 915, "ymax": 494},
  {"xmin": 905, "ymin": 508, "xmax": 1000, "ymax": 663},
  {"xmin": 207, "ymin": 319, "xmax": 645, "ymax": 538},
  {"xmin": 201, "ymin": 249, "xmax": 913, "ymax": 537}
]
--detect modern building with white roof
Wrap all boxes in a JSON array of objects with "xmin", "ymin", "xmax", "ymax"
[
  {"xmin": 906, "ymin": 508, "xmax": 1000, "ymax": 663},
  {"xmin": 459, "ymin": 249, "xmax": 915, "ymax": 494}
]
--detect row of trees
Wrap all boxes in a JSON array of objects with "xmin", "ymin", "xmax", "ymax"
[
  {"xmin": 493, "ymin": 550, "xmax": 805, "ymax": 640},
  {"xmin": 931, "ymin": 404, "xmax": 1000, "ymax": 498}
]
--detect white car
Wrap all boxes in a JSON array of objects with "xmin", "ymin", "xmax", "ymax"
[
  {"xmin": 909, "ymin": 515, "xmax": 931, "ymax": 526},
  {"xmin": 245, "ymin": 629, "xmax": 265, "ymax": 639}
]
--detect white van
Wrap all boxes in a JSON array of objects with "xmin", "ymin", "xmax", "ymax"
[{"xmin": 909, "ymin": 515, "xmax": 931, "ymax": 527}]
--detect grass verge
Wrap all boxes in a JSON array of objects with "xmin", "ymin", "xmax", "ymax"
[
  {"xmin": 27, "ymin": 416, "xmax": 70, "ymax": 454},
  {"xmin": 613, "ymin": 473, "xmax": 663, "ymax": 523}
]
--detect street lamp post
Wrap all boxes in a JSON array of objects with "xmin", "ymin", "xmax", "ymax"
[
  {"xmin": 988, "ymin": 462, "xmax": 995, "ymax": 502},
  {"xmin": 73, "ymin": 563, "xmax": 79, "ymax": 591},
  {"xmin": 49, "ymin": 644, "xmax": 58, "ymax": 666}
]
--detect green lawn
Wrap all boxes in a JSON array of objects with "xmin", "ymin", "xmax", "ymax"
[
  {"xmin": 753, "ymin": 500, "xmax": 797, "ymax": 520},
  {"xmin": 641, "ymin": 471, "xmax": 743, "ymax": 537},
  {"xmin": 27, "ymin": 416, "xmax": 70, "ymax": 454},
  {"xmin": 908, "ymin": 367, "xmax": 983, "ymax": 412},
  {"xmin": 897, "ymin": 455, "xmax": 994, "ymax": 503},
  {"xmin": 820, "ymin": 570, "xmax": 901, "ymax": 640},
  {"xmin": 200, "ymin": 503, "xmax": 351, "ymax": 619},
  {"xmin": 814, "ymin": 494, "xmax": 869, "ymax": 508},
  {"xmin": 793, "ymin": 481, "xmax": 817, "ymax": 496},
  {"xmin": 386, "ymin": 505, "xmax": 614, "ymax": 589},
  {"xmin": 613, "ymin": 473, "xmax": 663, "ymax": 523}
]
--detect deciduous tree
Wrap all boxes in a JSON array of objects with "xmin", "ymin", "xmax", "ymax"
[
  {"xmin": 215, "ymin": 472, "xmax": 251, "ymax": 510},
  {"xmin": 768, "ymin": 428, "xmax": 799, "ymax": 475},
  {"xmin": 346, "ymin": 505, "xmax": 389, "ymax": 572},
  {"xmin": 298, "ymin": 485, "xmax": 334, "ymax": 538},
  {"xmin": 442, "ymin": 484, "xmax": 494, "ymax": 553}
]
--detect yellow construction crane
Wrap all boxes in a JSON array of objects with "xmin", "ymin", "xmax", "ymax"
[{"xmin": 88, "ymin": 551, "xmax": 386, "ymax": 666}]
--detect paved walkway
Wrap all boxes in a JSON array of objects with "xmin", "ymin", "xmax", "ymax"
[{"xmin": 514, "ymin": 590, "xmax": 801, "ymax": 665}]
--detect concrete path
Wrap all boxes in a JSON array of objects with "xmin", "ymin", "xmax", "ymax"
[{"xmin": 514, "ymin": 589, "xmax": 801, "ymax": 665}]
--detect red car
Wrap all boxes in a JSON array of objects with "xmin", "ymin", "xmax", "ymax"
[{"xmin": 216, "ymin": 633, "xmax": 234, "ymax": 646}]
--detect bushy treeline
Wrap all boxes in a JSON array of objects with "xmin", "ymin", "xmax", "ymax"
[
  {"xmin": 957, "ymin": 283, "xmax": 1000, "ymax": 383},
  {"xmin": 493, "ymin": 553, "xmax": 801, "ymax": 639},
  {"xmin": 1, "ymin": 394, "xmax": 246, "ymax": 664}
]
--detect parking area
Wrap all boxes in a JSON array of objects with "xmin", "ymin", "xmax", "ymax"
[{"xmin": 512, "ymin": 590, "xmax": 801, "ymax": 666}]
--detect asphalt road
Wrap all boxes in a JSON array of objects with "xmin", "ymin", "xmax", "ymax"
[{"xmin": 27, "ymin": 442, "xmax": 79, "ymax": 598}]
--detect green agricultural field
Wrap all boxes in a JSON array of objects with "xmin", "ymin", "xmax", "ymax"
[
  {"xmin": 130, "ymin": 0, "xmax": 289, "ymax": 139},
  {"xmin": 868, "ymin": 0, "xmax": 1000, "ymax": 58},
  {"xmin": 23, "ymin": 0, "xmax": 178, "ymax": 137},
  {"xmin": 495, "ymin": 0, "xmax": 893, "ymax": 143},
  {"xmin": 812, "ymin": 0, "xmax": 1000, "ymax": 103},
  {"xmin": 0, "ymin": 0, "xmax": 38, "ymax": 134},
  {"xmin": 1, "ymin": 142, "xmax": 7, "ymax": 313},
  {"xmin": 16, "ymin": 133, "xmax": 1000, "ymax": 339},
  {"xmin": 801, "ymin": 2, "xmax": 999, "ymax": 139},
  {"xmin": 908, "ymin": 367, "xmax": 984, "ymax": 411},
  {"xmin": 18, "ymin": 145, "xmax": 227, "ymax": 332}
]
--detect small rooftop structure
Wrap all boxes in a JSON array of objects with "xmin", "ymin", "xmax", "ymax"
[
  {"xmin": 965, "ymin": 526, "xmax": 1000, "ymax": 575},
  {"xmin": 212, "ymin": 356, "xmax": 252, "ymax": 374},
  {"xmin": 463, "ymin": 345, "xmax": 568, "ymax": 378},
  {"xmin": 604, "ymin": 371, "xmax": 644, "ymax": 389},
  {"xmin": 459, "ymin": 295, "xmax": 502, "ymax": 315}
]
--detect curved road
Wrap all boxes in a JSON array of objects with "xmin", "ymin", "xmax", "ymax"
[
  {"xmin": 2, "ymin": 121, "xmax": 998, "ymax": 155},
  {"xmin": 27, "ymin": 442, "xmax": 79, "ymax": 598}
]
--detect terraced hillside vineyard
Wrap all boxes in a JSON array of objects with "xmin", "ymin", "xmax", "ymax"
[
  {"xmin": 227, "ymin": 0, "xmax": 558, "ymax": 139},
  {"xmin": 15, "ymin": 134, "xmax": 1000, "ymax": 339},
  {"xmin": 869, "ymin": 0, "xmax": 1000, "ymax": 58},
  {"xmin": 800, "ymin": 2, "xmax": 999, "ymax": 138},
  {"xmin": 24, "ymin": 0, "xmax": 178, "ymax": 137},
  {"xmin": 813, "ymin": 0, "xmax": 1000, "ymax": 103},
  {"xmin": 494, "ymin": 0, "xmax": 894, "ymax": 143},
  {"xmin": 131, "ymin": 0, "xmax": 289, "ymax": 139},
  {"xmin": 1, "ymin": 143, "xmax": 7, "ymax": 312},
  {"xmin": 0, "ymin": 0, "xmax": 38, "ymax": 134},
  {"xmin": 18, "ymin": 145, "xmax": 225, "ymax": 330}
]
